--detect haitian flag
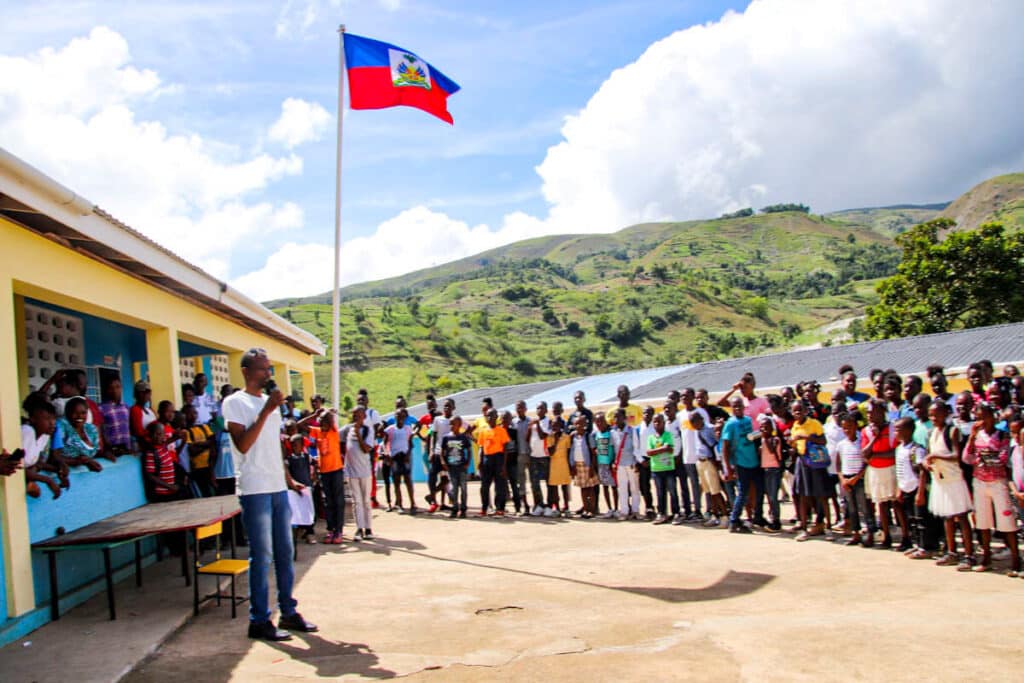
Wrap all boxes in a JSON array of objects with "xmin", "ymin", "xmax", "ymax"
[{"xmin": 343, "ymin": 33, "xmax": 460, "ymax": 125}]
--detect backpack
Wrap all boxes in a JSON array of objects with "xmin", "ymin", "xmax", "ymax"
[{"xmin": 802, "ymin": 442, "xmax": 831, "ymax": 470}]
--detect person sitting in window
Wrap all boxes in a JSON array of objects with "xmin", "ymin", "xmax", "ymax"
[
  {"xmin": 58, "ymin": 396, "xmax": 106, "ymax": 471},
  {"xmin": 100, "ymin": 376, "xmax": 132, "ymax": 456},
  {"xmin": 21, "ymin": 394, "xmax": 68, "ymax": 498}
]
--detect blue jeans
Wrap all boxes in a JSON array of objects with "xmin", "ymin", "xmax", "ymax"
[
  {"xmin": 240, "ymin": 490, "xmax": 297, "ymax": 624},
  {"xmin": 653, "ymin": 469, "xmax": 679, "ymax": 516},
  {"xmin": 762, "ymin": 467, "xmax": 782, "ymax": 525},
  {"xmin": 729, "ymin": 465, "xmax": 762, "ymax": 525}
]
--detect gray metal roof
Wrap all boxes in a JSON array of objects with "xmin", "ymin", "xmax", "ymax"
[
  {"xmin": 631, "ymin": 322, "xmax": 1024, "ymax": 399},
  {"xmin": 405, "ymin": 322, "xmax": 1024, "ymax": 417}
]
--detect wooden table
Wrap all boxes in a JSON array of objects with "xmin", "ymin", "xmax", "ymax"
[{"xmin": 32, "ymin": 497, "xmax": 241, "ymax": 621}]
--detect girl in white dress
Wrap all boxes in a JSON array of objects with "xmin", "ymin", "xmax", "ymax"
[{"xmin": 925, "ymin": 400, "xmax": 974, "ymax": 570}]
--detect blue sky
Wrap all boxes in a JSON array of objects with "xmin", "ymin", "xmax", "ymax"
[{"xmin": 3, "ymin": 1, "xmax": 1022, "ymax": 301}]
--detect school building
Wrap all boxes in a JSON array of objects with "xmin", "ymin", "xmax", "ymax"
[{"xmin": 0, "ymin": 148, "xmax": 324, "ymax": 645}]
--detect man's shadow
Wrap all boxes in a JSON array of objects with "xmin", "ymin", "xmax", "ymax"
[{"xmin": 264, "ymin": 632, "xmax": 395, "ymax": 679}]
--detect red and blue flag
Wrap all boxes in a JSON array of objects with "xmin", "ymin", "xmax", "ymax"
[{"xmin": 343, "ymin": 33, "xmax": 460, "ymax": 125}]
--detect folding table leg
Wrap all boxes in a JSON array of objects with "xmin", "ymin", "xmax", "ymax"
[
  {"xmin": 182, "ymin": 531, "xmax": 191, "ymax": 586},
  {"xmin": 103, "ymin": 547, "xmax": 116, "ymax": 620},
  {"xmin": 47, "ymin": 551, "xmax": 59, "ymax": 621},
  {"xmin": 135, "ymin": 539, "xmax": 143, "ymax": 587}
]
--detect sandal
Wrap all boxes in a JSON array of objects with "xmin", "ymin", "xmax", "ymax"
[
  {"xmin": 935, "ymin": 553, "xmax": 958, "ymax": 566},
  {"xmin": 1004, "ymin": 569, "xmax": 1021, "ymax": 578},
  {"xmin": 957, "ymin": 557, "xmax": 976, "ymax": 572},
  {"xmin": 908, "ymin": 549, "xmax": 931, "ymax": 560},
  {"xmin": 972, "ymin": 562, "xmax": 992, "ymax": 573}
]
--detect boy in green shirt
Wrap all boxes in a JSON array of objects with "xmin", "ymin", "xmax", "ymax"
[{"xmin": 647, "ymin": 414, "xmax": 681, "ymax": 525}]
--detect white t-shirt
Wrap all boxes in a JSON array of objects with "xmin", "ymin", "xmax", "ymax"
[
  {"xmin": 836, "ymin": 437, "xmax": 864, "ymax": 477},
  {"xmin": 344, "ymin": 424, "xmax": 373, "ymax": 478},
  {"xmin": 385, "ymin": 424, "xmax": 412, "ymax": 455},
  {"xmin": 680, "ymin": 407, "xmax": 709, "ymax": 464},
  {"xmin": 431, "ymin": 416, "xmax": 452, "ymax": 455},
  {"xmin": 895, "ymin": 442, "xmax": 924, "ymax": 493},
  {"xmin": 21, "ymin": 423, "xmax": 50, "ymax": 468},
  {"xmin": 221, "ymin": 391, "xmax": 285, "ymax": 496},
  {"xmin": 530, "ymin": 417, "xmax": 551, "ymax": 458},
  {"xmin": 664, "ymin": 415, "xmax": 682, "ymax": 458},
  {"xmin": 363, "ymin": 407, "xmax": 382, "ymax": 431},
  {"xmin": 637, "ymin": 422, "xmax": 656, "ymax": 463},
  {"xmin": 823, "ymin": 417, "xmax": 844, "ymax": 475}
]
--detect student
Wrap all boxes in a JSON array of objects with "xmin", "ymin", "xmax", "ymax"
[
  {"xmin": 571, "ymin": 414, "xmax": 600, "ymax": 518},
  {"xmin": 308, "ymin": 409, "xmax": 345, "ymax": 544},
  {"xmin": 692, "ymin": 412, "xmax": 727, "ymax": 527},
  {"xmin": 528, "ymin": 402, "xmax": 553, "ymax": 516},
  {"xmin": 594, "ymin": 412, "xmax": 617, "ymax": 518},
  {"xmin": 696, "ymin": 389, "xmax": 729, "ymax": 424},
  {"xmin": 475, "ymin": 409, "xmax": 509, "ymax": 516},
  {"xmin": 142, "ymin": 421, "xmax": 181, "ymax": 502},
  {"xmin": 184, "ymin": 404, "xmax": 215, "ymax": 497},
  {"xmin": 58, "ymin": 396, "xmax": 106, "ymax": 471},
  {"xmin": 427, "ymin": 398, "xmax": 455, "ymax": 513},
  {"xmin": 547, "ymin": 417, "xmax": 573, "ymax": 516},
  {"xmin": 440, "ymin": 415, "xmax": 472, "ymax": 518},
  {"xmin": 893, "ymin": 417, "xmax": 925, "ymax": 553},
  {"xmin": 835, "ymin": 412, "xmax": 874, "ymax": 546},
  {"xmin": 614, "ymin": 385, "xmax": 644, "ymax": 426},
  {"xmin": 861, "ymin": 399, "xmax": 905, "ymax": 548},
  {"xmin": 505, "ymin": 408, "xmax": 527, "ymax": 515},
  {"xmin": 840, "ymin": 369, "xmax": 871, "ymax": 408},
  {"xmin": 646, "ymin": 413, "xmax": 679, "ymax": 525},
  {"xmin": 212, "ymin": 422, "xmax": 237, "ymax": 495},
  {"xmin": 722, "ymin": 396, "xmax": 759, "ymax": 534},
  {"xmin": 612, "ymin": 408, "xmax": 641, "ymax": 520},
  {"xmin": 568, "ymin": 391, "xmax": 595, "ymax": 434},
  {"xmin": 662, "ymin": 400, "xmax": 690, "ymax": 519},
  {"xmin": 344, "ymin": 406, "xmax": 375, "ymax": 541},
  {"xmin": 757, "ymin": 414, "xmax": 784, "ymax": 533},
  {"xmin": 99, "ymin": 376, "xmax": 131, "ymax": 456},
  {"xmin": 963, "ymin": 402, "xmax": 1020, "ymax": 574},
  {"xmin": 191, "ymin": 373, "xmax": 219, "ymax": 426},
  {"xmin": 636, "ymin": 405, "xmax": 657, "ymax": 518},
  {"xmin": 789, "ymin": 400, "xmax": 831, "ymax": 541},
  {"xmin": 680, "ymin": 389, "xmax": 709, "ymax": 522},
  {"xmin": 925, "ymin": 400, "xmax": 975, "ymax": 570},
  {"xmin": 511, "ymin": 400, "xmax": 533, "ymax": 516},
  {"xmin": 129, "ymin": 381, "xmax": 157, "ymax": 449},
  {"xmin": 384, "ymin": 408, "xmax": 417, "ymax": 514},
  {"xmin": 21, "ymin": 394, "xmax": 66, "ymax": 499},
  {"xmin": 285, "ymin": 434, "xmax": 316, "ymax": 544},
  {"xmin": 355, "ymin": 391, "xmax": 383, "ymax": 509}
]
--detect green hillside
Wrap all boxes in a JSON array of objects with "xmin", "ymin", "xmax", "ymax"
[
  {"xmin": 273, "ymin": 212, "xmax": 898, "ymax": 405},
  {"xmin": 826, "ymin": 204, "xmax": 946, "ymax": 237}
]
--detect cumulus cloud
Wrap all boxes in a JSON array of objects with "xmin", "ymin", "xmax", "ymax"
[
  {"xmin": 268, "ymin": 97, "xmax": 332, "ymax": 149},
  {"xmin": 231, "ymin": 206, "xmax": 549, "ymax": 301},
  {"xmin": 237, "ymin": 0, "xmax": 1024, "ymax": 300},
  {"xmin": 0, "ymin": 26, "xmax": 304, "ymax": 275}
]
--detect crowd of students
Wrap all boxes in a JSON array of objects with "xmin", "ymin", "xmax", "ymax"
[{"xmin": 5, "ymin": 358, "xmax": 1024, "ymax": 576}]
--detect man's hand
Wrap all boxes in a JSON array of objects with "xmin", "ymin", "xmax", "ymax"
[
  {"xmin": 264, "ymin": 387, "xmax": 285, "ymax": 412},
  {"xmin": 0, "ymin": 449, "xmax": 22, "ymax": 476}
]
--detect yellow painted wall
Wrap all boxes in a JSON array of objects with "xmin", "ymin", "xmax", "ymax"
[{"xmin": 0, "ymin": 215, "xmax": 321, "ymax": 617}]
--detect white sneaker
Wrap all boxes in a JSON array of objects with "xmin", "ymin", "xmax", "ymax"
[
  {"xmin": 531, "ymin": 505, "xmax": 544, "ymax": 517},
  {"xmin": 601, "ymin": 510, "xmax": 616, "ymax": 519},
  {"xmin": 543, "ymin": 507, "xmax": 557, "ymax": 517}
]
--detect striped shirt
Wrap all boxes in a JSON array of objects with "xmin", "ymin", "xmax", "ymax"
[
  {"xmin": 145, "ymin": 444, "xmax": 177, "ymax": 496},
  {"xmin": 836, "ymin": 437, "xmax": 864, "ymax": 476}
]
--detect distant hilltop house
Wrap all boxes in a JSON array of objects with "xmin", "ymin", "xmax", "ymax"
[{"xmin": 0, "ymin": 147, "xmax": 323, "ymax": 644}]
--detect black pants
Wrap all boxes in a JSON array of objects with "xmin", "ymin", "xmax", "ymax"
[
  {"xmin": 480, "ymin": 455, "xmax": 507, "ymax": 512},
  {"xmin": 638, "ymin": 463, "xmax": 654, "ymax": 511},
  {"xmin": 505, "ymin": 452, "xmax": 522, "ymax": 510},
  {"xmin": 902, "ymin": 489, "xmax": 941, "ymax": 550},
  {"xmin": 321, "ymin": 469, "xmax": 346, "ymax": 533},
  {"xmin": 653, "ymin": 470, "xmax": 679, "ymax": 516}
]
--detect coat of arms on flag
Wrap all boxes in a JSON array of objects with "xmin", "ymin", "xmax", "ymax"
[{"xmin": 389, "ymin": 50, "xmax": 431, "ymax": 90}]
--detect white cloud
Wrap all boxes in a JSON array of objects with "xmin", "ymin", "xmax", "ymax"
[
  {"xmin": 231, "ymin": 206, "xmax": 549, "ymax": 301},
  {"xmin": 0, "ymin": 26, "xmax": 305, "ymax": 274},
  {"xmin": 268, "ymin": 97, "xmax": 332, "ymax": 149},
  {"xmin": 238, "ymin": 0, "xmax": 1024, "ymax": 300}
]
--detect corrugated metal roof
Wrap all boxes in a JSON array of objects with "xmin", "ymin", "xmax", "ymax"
[{"xmin": 631, "ymin": 322, "xmax": 1024, "ymax": 399}]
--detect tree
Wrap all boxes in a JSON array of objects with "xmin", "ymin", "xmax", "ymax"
[
  {"xmin": 864, "ymin": 219, "xmax": 1024, "ymax": 339},
  {"xmin": 650, "ymin": 263, "xmax": 669, "ymax": 282},
  {"xmin": 720, "ymin": 207, "xmax": 754, "ymax": 219},
  {"xmin": 760, "ymin": 203, "xmax": 810, "ymax": 214}
]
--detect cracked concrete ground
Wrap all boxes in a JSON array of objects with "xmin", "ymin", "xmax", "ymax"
[{"xmin": 123, "ymin": 490, "xmax": 1023, "ymax": 682}]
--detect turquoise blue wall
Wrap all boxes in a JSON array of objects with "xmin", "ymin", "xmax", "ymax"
[
  {"xmin": 27, "ymin": 457, "xmax": 151, "ymax": 605},
  {"xmin": 26, "ymin": 298, "xmax": 147, "ymax": 393}
]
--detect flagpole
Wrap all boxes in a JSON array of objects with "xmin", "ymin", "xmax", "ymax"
[{"xmin": 331, "ymin": 24, "xmax": 346, "ymax": 410}]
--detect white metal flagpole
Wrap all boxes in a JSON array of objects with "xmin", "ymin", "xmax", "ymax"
[{"xmin": 331, "ymin": 24, "xmax": 346, "ymax": 409}]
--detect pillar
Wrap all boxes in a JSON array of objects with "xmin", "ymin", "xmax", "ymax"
[
  {"xmin": 272, "ymin": 362, "xmax": 292, "ymax": 397},
  {"xmin": 300, "ymin": 371, "xmax": 316, "ymax": 406},
  {"xmin": 145, "ymin": 326, "xmax": 182, "ymax": 409},
  {"xmin": 0, "ymin": 278, "xmax": 35, "ymax": 616},
  {"xmin": 227, "ymin": 351, "xmax": 245, "ymax": 390}
]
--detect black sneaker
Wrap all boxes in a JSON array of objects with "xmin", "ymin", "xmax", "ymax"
[
  {"xmin": 730, "ymin": 524, "xmax": 753, "ymax": 534},
  {"xmin": 363, "ymin": 529, "xmax": 374, "ymax": 540},
  {"xmin": 449, "ymin": 509, "xmax": 458, "ymax": 518},
  {"xmin": 248, "ymin": 620, "xmax": 293, "ymax": 641},
  {"xmin": 278, "ymin": 612, "xmax": 318, "ymax": 633},
  {"xmin": 459, "ymin": 509, "xmax": 467, "ymax": 518},
  {"xmin": 353, "ymin": 529, "xmax": 363, "ymax": 542}
]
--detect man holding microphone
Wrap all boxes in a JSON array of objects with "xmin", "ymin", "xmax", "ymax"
[{"xmin": 222, "ymin": 348, "xmax": 317, "ymax": 641}]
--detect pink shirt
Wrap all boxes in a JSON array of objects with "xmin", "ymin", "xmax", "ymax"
[
  {"xmin": 744, "ymin": 396, "xmax": 771, "ymax": 427},
  {"xmin": 964, "ymin": 429, "xmax": 1009, "ymax": 483}
]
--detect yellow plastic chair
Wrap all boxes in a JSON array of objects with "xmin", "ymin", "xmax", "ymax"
[{"xmin": 192, "ymin": 522, "xmax": 248, "ymax": 618}]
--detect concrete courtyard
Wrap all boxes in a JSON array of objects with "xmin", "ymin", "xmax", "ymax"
[{"xmin": 5, "ymin": 484, "xmax": 1022, "ymax": 682}]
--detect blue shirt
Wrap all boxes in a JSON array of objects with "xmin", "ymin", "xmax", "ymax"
[
  {"xmin": 213, "ymin": 431, "xmax": 235, "ymax": 479},
  {"xmin": 722, "ymin": 416, "xmax": 758, "ymax": 469}
]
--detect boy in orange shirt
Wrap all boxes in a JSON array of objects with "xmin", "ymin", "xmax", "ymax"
[
  {"xmin": 476, "ymin": 409, "xmax": 510, "ymax": 516},
  {"xmin": 306, "ymin": 409, "xmax": 345, "ymax": 544}
]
